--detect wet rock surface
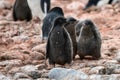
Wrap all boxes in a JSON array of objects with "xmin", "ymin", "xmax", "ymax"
[{"xmin": 0, "ymin": 0, "xmax": 120, "ymax": 80}]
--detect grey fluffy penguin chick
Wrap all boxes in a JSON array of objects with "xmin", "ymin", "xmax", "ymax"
[
  {"xmin": 64, "ymin": 17, "xmax": 78, "ymax": 59},
  {"xmin": 46, "ymin": 16, "xmax": 73, "ymax": 69},
  {"xmin": 76, "ymin": 19, "xmax": 101, "ymax": 60}
]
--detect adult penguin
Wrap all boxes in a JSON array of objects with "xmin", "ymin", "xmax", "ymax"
[
  {"xmin": 27, "ymin": 0, "xmax": 50, "ymax": 20},
  {"xmin": 84, "ymin": 0, "xmax": 119, "ymax": 10},
  {"xmin": 13, "ymin": 0, "xmax": 32, "ymax": 21}
]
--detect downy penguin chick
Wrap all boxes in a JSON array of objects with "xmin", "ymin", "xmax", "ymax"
[
  {"xmin": 76, "ymin": 19, "xmax": 101, "ymax": 60},
  {"xmin": 46, "ymin": 16, "xmax": 73, "ymax": 68}
]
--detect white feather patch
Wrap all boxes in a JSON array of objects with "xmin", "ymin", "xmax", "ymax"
[
  {"xmin": 27, "ymin": 0, "xmax": 45, "ymax": 20},
  {"xmin": 64, "ymin": 27, "xmax": 73, "ymax": 60}
]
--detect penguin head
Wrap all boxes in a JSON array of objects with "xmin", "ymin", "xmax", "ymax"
[
  {"xmin": 82, "ymin": 19, "xmax": 94, "ymax": 28},
  {"xmin": 49, "ymin": 7, "xmax": 64, "ymax": 16},
  {"xmin": 66, "ymin": 17, "xmax": 77, "ymax": 23},
  {"xmin": 53, "ymin": 16, "xmax": 66, "ymax": 27}
]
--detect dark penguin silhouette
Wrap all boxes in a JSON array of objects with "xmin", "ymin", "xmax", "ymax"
[
  {"xmin": 27, "ymin": 0, "xmax": 51, "ymax": 20},
  {"xmin": 46, "ymin": 16, "xmax": 73, "ymax": 67},
  {"xmin": 42, "ymin": 7, "xmax": 64, "ymax": 40},
  {"xmin": 84, "ymin": 0, "xmax": 119, "ymax": 10},
  {"xmin": 76, "ymin": 19, "xmax": 101, "ymax": 60},
  {"xmin": 65, "ymin": 17, "xmax": 78, "ymax": 59},
  {"xmin": 13, "ymin": 0, "xmax": 32, "ymax": 21}
]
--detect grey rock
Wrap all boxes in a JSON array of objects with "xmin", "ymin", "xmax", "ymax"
[
  {"xmin": 109, "ymin": 74, "xmax": 120, "ymax": 80},
  {"xmin": 89, "ymin": 75, "xmax": 110, "ymax": 80},
  {"xmin": 89, "ymin": 66, "xmax": 105, "ymax": 74},
  {"xmin": 99, "ymin": 67, "xmax": 114, "ymax": 75},
  {"xmin": 89, "ymin": 74, "xmax": 120, "ymax": 80},
  {"xmin": 37, "ymin": 78, "xmax": 55, "ymax": 80},
  {"xmin": 0, "ymin": 73, "xmax": 11, "ymax": 80},
  {"xmin": 20, "ymin": 65, "xmax": 41, "ymax": 79},
  {"xmin": 20, "ymin": 65, "xmax": 38, "ymax": 72},
  {"xmin": 13, "ymin": 73, "xmax": 31, "ymax": 80},
  {"xmin": 17, "ymin": 79, "xmax": 32, "ymax": 80},
  {"xmin": 0, "ymin": 60, "xmax": 22, "ymax": 66},
  {"xmin": 12, "ymin": 36, "xmax": 29, "ymax": 43},
  {"xmin": 48, "ymin": 68, "xmax": 88, "ymax": 80},
  {"xmin": 0, "ymin": 0, "xmax": 12, "ymax": 9},
  {"xmin": 116, "ymin": 52, "xmax": 120, "ymax": 63},
  {"xmin": 105, "ymin": 63, "xmax": 120, "ymax": 69}
]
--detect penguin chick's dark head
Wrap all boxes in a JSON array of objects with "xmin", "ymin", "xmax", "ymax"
[
  {"xmin": 53, "ymin": 17, "xmax": 66, "ymax": 27},
  {"xmin": 66, "ymin": 17, "xmax": 77, "ymax": 23},
  {"xmin": 76, "ymin": 19, "xmax": 95, "ymax": 36},
  {"xmin": 82, "ymin": 19, "xmax": 94, "ymax": 27},
  {"xmin": 49, "ymin": 7, "xmax": 64, "ymax": 16},
  {"xmin": 79, "ymin": 19, "xmax": 97, "ymax": 37}
]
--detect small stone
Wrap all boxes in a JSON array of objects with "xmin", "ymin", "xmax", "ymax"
[
  {"xmin": 31, "ymin": 43, "xmax": 46, "ymax": 54},
  {"xmin": 13, "ymin": 73, "xmax": 31, "ymax": 80},
  {"xmin": 99, "ymin": 67, "xmax": 114, "ymax": 75},
  {"xmin": 0, "ymin": 60, "xmax": 22, "ymax": 66},
  {"xmin": 30, "ymin": 51, "xmax": 45, "ymax": 60},
  {"xmin": 116, "ymin": 52, "xmax": 120, "ymax": 63},
  {"xmin": 20, "ymin": 65, "xmax": 41, "ymax": 79},
  {"xmin": 0, "ymin": 73, "xmax": 11, "ymax": 80},
  {"xmin": 89, "ymin": 66, "xmax": 104, "ymax": 74},
  {"xmin": 48, "ymin": 68, "xmax": 88, "ymax": 80}
]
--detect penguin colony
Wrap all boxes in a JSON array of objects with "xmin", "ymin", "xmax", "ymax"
[{"xmin": 12, "ymin": 0, "xmax": 119, "ymax": 68}]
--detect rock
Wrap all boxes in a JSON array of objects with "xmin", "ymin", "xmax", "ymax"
[
  {"xmin": 89, "ymin": 75, "xmax": 109, "ymax": 80},
  {"xmin": 0, "ymin": 0, "xmax": 12, "ymax": 9},
  {"xmin": 30, "ymin": 51, "xmax": 45, "ymax": 60},
  {"xmin": 114, "ymin": 69, "xmax": 120, "ymax": 74},
  {"xmin": 13, "ymin": 73, "xmax": 31, "ymax": 80},
  {"xmin": 98, "ymin": 67, "xmax": 114, "ymax": 75},
  {"xmin": 116, "ymin": 51, "xmax": 120, "ymax": 63},
  {"xmin": 89, "ymin": 74, "xmax": 120, "ymax": 80},
  {"xmin": 89, "ymin": 66, "xmax": 105, "ymax": 74},
  {"xmin": 20, "ymin": 65, "xmax": 41, "ymax": 79},
  {"xmin": 20, "ymin": 65, "xmax": 38, "ymax": 72},
  {"xmin": 48, "ymin": 68, "xmax": 88, "ymax": 80},
  {"xmin": 105, "ymin": 63, "xmax": 120, "ymax": 69},
  {"xmin": 0, "ymin": 60, "xmax": 22, "ymax": 66},
  {"xmin": 109, "ymin": 74, "xmax": 120, "ymax": 80},
  {"xmin": 36, "ymin": 64, "xmax": 46, "ymax": 70},
  {"xmin": 12, "ymin": 36, "xmax": 29, "ymax": 43},
  {"xmin": 31, "ymin": 43, "xmax": 46, "ymax": 54},
  {"xmin": 37, "ymin": 78, "xmax": 55, "ymax": 80},
  {"xmin": 16, "ymin": 79, "xmax": 32, "ymax": 80},
  {"xmin": 0, "ymin": 73, "xmax": 11, "ymax": 80}
]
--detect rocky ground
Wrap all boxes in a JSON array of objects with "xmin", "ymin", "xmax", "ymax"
[{"xmin": 0, "ymin": 0, "xmax": 120, "ymax": 80}]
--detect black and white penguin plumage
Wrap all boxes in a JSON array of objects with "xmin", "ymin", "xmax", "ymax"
[
  {"xmin": 27, "ymin": 0, "xmax": 50, "ymax": 20},
  {"xmin": 76, "ymin": 19, "xmax": 101, "ymax": 60},
  {"xmin": 42, "ymin": 7, "xmax": 64, "ymax": 40},
  {"xmin": 84, "ymin": 0, "xmax": 119, "ymax": 10},
  {"xmin": 46, "ymin": 16, "xmax": 73, "ymax": 67},
  {"xmin": 13, "ymin": 0, "xmax": 32, "ymax": 21}
]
